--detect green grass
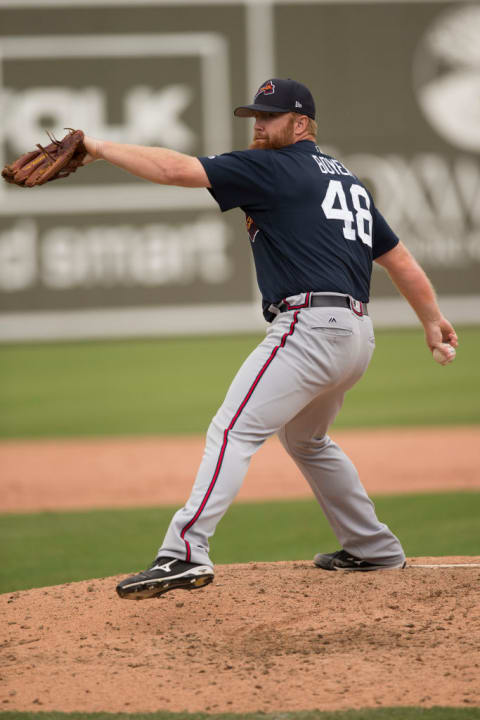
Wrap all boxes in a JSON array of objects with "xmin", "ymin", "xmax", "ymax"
[
  {"xmin": 0, "ymin": 326, "xmax": 479, "ymax": 438},
  {"xmin": 0, "ymin": 334, "xmax": 257, "ymax": 438},
  {"xmin": 1, "ymin": 708, "xmax": 480, "ymax": 719},
  {"xmin": 1, "ymin": 492, "xmax": 479, "ymax": 594}
]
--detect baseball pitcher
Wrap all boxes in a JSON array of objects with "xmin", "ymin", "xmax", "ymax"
[{"xmin": 6, "ymin": 79, "xmax": 458, "ymax": 598}]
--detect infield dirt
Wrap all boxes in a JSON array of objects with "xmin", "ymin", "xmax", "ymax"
[
  {"xmin": 1, "ymin": 426, "xmax": 480, "ymax": 713},
  {"xmin": 2, "ymin": 426, "xmax": 479, "ymax": 513},
  {"xmin": 2, "ymin": 558, "xmax": 480, "ymax": 713}
]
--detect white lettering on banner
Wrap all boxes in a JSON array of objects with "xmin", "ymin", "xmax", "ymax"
[
  {"xmin": 326, "ymin": 150, "xmax": 480, "ymax": 268},
  {"xmin": 1, "ymin": 85, "xmax": 195, "ymax": 153},
  {"xmin": 0, "ymin": 220, "xmax": 37, "ymax": 291},
  {"xmin": 414, "ymin": 5, "xmax": 480, "ymax": 154},
  {"xmin": 0, "ymin": 217, "xmax": 232, "ymax": 290},
  {"xmin": 41, "ymin": 218, "xmax": 232, "ymax": 288}
]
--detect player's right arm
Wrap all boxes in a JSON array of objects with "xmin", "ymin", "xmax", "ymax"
[
  {"xmin": 82, "ymin": 136, "xmax": 210, "ymax": 188},
  {"xmin": 375, "ymin": 241, "xmax": 458, "ymax": 358}
]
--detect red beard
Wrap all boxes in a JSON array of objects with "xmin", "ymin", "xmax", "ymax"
[{"xmin": 249, "ymin": 116, "xmax": 295, "ymax": 150}]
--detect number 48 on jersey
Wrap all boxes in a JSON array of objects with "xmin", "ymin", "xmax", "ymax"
[{"xmin": 321, "ymin": 179, "xmax": 373, "ymax": 247}]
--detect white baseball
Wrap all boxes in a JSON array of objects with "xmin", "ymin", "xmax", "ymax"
[{"xmin": 432, "ymin": 344, "xmax": 456, "ymax": 365}]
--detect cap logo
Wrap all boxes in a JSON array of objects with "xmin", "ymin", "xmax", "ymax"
[
  {"xmin": 255, "ymin": 80, "xmax": 275, "ymax": 99},
  {"xmin": 295, "ymin": 100, "xmax": 302, "ymax": 108}
]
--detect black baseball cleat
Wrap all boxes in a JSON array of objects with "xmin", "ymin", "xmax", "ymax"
[
  {"xmin": 313, "ymin": 549, "xmax": 406, "ymax": 572},
  {"xmin": 116, "ymin": 556, "xmax": 214, "ymax": 599}
]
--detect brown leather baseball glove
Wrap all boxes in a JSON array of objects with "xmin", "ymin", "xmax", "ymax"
[{"xmin": 1, "ymin": 129, "xmax": 87, "ymax": 187}]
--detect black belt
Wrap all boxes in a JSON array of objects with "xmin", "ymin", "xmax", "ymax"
[{"xmin": 275, "ymin": 294, "xmax": 368, "ymax": 316}]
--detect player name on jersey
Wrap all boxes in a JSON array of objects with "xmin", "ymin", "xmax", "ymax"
[{"xmin": 311, "ymin": 153, "xmax": 353, "ymax": 177}]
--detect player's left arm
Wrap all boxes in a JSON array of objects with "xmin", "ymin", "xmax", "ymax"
[
  {"xmin": 375, "ymin": 241, "xmax": 459, "ymax": 358},
  {"xmin": 83, "ymin": 136, "xmax": 210, "ymax": 188}
]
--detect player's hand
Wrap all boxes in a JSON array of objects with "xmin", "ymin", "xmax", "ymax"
[
  {"xmin": 424, "ymin": 315, "xmax": 459, "ymax": 353},
  {"xmin": 82, "ymin": 135, "xmax": 103, "ymax": 165}
]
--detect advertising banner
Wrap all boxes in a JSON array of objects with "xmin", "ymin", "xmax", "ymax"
[{"xmin": 0, "ymin": 0, "xmax": 478, "ymax": 340}]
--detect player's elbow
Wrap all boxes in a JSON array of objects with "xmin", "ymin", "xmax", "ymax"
[{"xmin": 163, "ymin": 156, "xmax": 209, "ymax": 188}]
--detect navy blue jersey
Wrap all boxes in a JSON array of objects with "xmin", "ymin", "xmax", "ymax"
[{"xmin": 198, "ymin": 140, "xmax": 398, "ymax": 315}]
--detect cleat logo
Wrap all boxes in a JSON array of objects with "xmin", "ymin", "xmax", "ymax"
[
  {"xmin": 328, "ymin": 317, "xmax": 336, "ymax": 323},
  {"xmin": 152, "ymin": 559, "xmax": 176, "ymax": 572}
]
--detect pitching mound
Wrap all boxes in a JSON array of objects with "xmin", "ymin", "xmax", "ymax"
[{"xmin": 2, "ymin": 558, "xmax": 480, "ymax": 714}]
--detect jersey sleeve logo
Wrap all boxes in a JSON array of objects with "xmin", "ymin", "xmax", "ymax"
[
  {"xmin": 255, "ymin": 80, "xmax": 275, "ymax": 99},
  {"xmin": 246, "ymin": 215, "xmax": 260, "ymax": 243}
]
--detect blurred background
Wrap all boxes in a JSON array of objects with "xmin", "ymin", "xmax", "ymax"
[
  {"xmin": 0, "ymin": 0, "xmax": 479, "ymax": 592},
  {"xmin": 1, "ymin": 0, "xmax": 479, "ymax": 340}
]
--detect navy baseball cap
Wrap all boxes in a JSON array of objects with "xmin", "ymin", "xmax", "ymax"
[{"xmin": 234, "ymin": 78, "xmax": 316, "ymax": 120}]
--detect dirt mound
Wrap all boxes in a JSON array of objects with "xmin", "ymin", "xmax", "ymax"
[{"xmin": 2, "ymin": 558, "xmax": 480, "ymax": 714}]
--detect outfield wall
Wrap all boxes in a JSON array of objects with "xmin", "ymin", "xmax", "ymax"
[{"xmin": 0, "ymin": 0, "xmax": 479, "ymax": 341}]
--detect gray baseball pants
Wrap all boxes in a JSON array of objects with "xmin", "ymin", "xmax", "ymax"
[{"xmin": 159, "ymin": 294, "xmax": 405, "ymax": 568}]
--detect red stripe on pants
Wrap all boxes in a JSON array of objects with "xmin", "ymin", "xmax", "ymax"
[{"xmin": 180, "ymin": 311, "xmax": 301, "ymax": 561}]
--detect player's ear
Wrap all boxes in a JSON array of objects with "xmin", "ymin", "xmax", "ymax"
[{"xmin": 294, "ymin": 114, "xmax": 309, "ymax": 136}]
